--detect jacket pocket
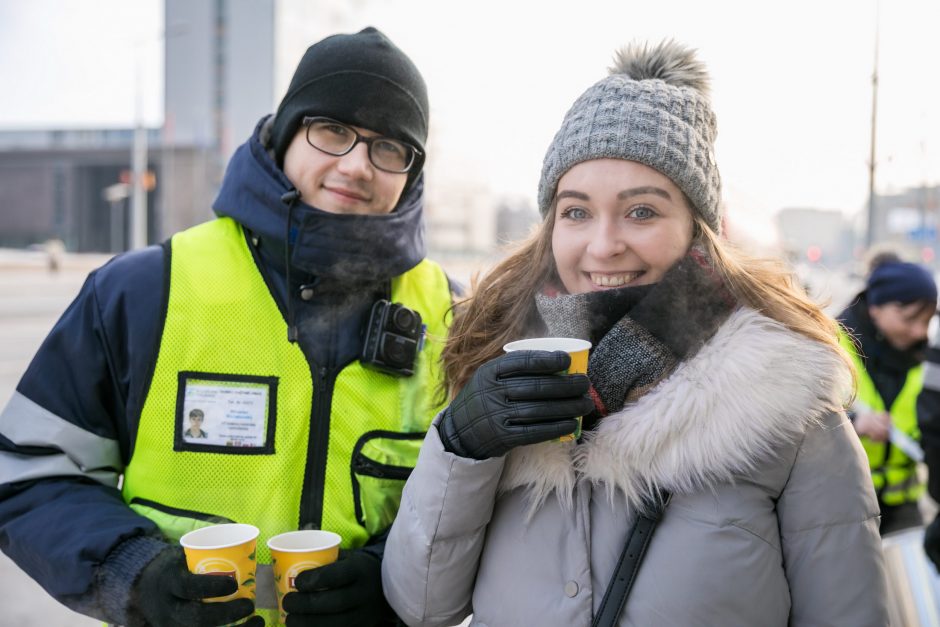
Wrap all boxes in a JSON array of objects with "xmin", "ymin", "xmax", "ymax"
[
  {"xmin": 350, "ymin": 430, "xmax": 425, "ymax": 537},
  {"xmin": 129, "ymin": 497, "xmax": 235, "ymax": 542}
]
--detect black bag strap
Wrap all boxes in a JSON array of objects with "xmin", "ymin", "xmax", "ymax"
[{"xmin": 591, "ymin": 490, "xmax": 671, "ymax": 627}]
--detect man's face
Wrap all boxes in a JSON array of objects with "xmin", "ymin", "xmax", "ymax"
[
  {"xmin": 282, "ymin": 123, "xmax": 408, "ymax": 215},
  {"xmin": 868, "ymin": 301, "xmax": 935, "ymax": 351},
  {"xmin": 189, "ymin": 414, "xmax": 203, "ymax": 430}
]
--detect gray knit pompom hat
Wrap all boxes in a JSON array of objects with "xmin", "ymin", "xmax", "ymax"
[{"xmin": 537, "ymin": 40, "xmax": 721, "ymax": 233}]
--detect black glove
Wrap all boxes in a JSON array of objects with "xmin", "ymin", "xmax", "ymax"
[
  {"xmin": 925, "ymin": 515, "xmax": 940, "ymax": 571},
  {"xmin": 282, "ymin": 548, "xmax": 391, "ymax": 627},
  {"xmin": 438, "ymin": 350, "xmax": 594, "ymax": 459},
  {"xmin": 129, "ymin": 547, "xmax": 263, "ymax": 627}
]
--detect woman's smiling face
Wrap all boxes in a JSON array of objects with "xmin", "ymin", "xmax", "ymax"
[{"xmin": 551, "ymin": 159, "xmax": 695, "ymax": 295}]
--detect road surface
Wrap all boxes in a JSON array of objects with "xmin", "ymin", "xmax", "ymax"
[{"xmin": 0, "ymin": 249, "xmax": 105, "ymax": 626}]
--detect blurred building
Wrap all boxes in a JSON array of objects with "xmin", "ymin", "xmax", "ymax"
[
  {"xmin": 495, "ymin": 199, "xmax": 538, "ymax": 245},
  {"xmin": 0, "ymin": 128, "xmax": 163, "ymax": 251},
  {"xmin": 869, "ymin": 185, "xmax": 939, "ymax": 243},
  {"xmin": 870, "ymin": 184, "xmax": 940, "ymax": 261},
  {"xmin": 775, "ymin": 184, "xmax": 940, "ymax": 271},
  {"xmin": 841, "ymin": 184, "xmax": 940, "ymax": 267},
  {"xmin": 776, "ymin": 207, "xmax": 855, "ymax": 266},
  {"xmin": 0, "ymin": 0, "xmax": 277, "ymax": 252},
  {"xmin": 0, "ymin": 0, "xmax": 499, "ymax": 256}
]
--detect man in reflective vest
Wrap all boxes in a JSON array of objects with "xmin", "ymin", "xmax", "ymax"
[
  {"xmin": 918, "ymin": 295, "xmax": 940, "ymax": 571},
  {"xmin": 838, "ymin": 258, "xmax": 937, "ymax": 536},
  {"xmin": 0, "ymin": 27, "xmax": 456, "ymax": 627}
]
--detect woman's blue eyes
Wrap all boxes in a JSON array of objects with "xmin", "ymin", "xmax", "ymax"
[
  {"xmin": 560, "ymin": 207, "xmax": 589, "ymax": 220},
  {"xmin": 559, "ymin": 205, "xmax": 656, "ymax": 220},
  {"xmin": 630, "ymin": 206, "xmax": 655, "ymax": 220}
]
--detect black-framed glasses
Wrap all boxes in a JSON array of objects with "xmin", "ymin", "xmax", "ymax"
[{"xmin": 302, "ymin": 116, "xmax": 420, "ymax": 173}]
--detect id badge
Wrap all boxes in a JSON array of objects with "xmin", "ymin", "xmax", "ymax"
[{"xmin": 174, "ymin": 371, "xmax": 278, "ymax": 455}]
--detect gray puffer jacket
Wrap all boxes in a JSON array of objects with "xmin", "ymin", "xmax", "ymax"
[{"xmin": 383, "ymin": 308, "xmax": 888, "ymax": 627}]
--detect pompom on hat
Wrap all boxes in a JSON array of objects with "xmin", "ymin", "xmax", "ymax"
[
  {"xmin": 538, "ymin": 40, "xmax": 722, "ymax": 233},
  {"xmin": 866, "ymin": 261, "xmax": 938, "ymax": 306}
]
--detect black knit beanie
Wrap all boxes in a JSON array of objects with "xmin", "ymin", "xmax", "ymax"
[
  {"xmin": 270, "ymin": 27, "xmax": 429, "ymax": 188},
  {"xmin": 867, "ymin": 261, "xmax": 938, "ymax": 306}
]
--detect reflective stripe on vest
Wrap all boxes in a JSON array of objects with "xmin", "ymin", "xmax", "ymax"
[
  {"xmin": 123, "ymin": 217, "xmax": 450, "ymax": 566},
  {"xmin": 838, "ymin": 329, "xmax": 923, "ymax": 505}
]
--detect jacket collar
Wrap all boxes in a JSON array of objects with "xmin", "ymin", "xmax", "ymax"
[{"xmin": 498, "ymin": 307, "xmax": 852, "ymax": 515}]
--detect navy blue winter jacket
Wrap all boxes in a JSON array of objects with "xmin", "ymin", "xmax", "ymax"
[{"xmin": 0, "ymin": 116, "xmax": 444, "ymax": 623}]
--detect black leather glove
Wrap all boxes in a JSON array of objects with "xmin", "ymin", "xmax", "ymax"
[
  {"xmin": 282, "ymin": 548, "xmax": 390, "ymax": 627},
  {"xmin": 129, "ymin": 547, "xmax": 263, "ymax": 627},
  {"xmin": 925, "ymin": 514, "xmax": 940, "ymax": 572},
  {"xmin": 438, "ymin": 350, "xmax": 594, "ymax": 459}
]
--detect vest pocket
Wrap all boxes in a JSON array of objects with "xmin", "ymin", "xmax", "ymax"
[
  {"xmin": 129, "ymin": 497, "xmax": 235, "ymax": 542},
  {"xmin": 350, "ymin": 430, "xmax": 425, "ymax": 537}
]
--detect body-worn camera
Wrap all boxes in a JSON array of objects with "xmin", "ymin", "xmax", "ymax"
[{"xmin": 361, "ymin": 300, "xmax": 424, "ymax": 377}]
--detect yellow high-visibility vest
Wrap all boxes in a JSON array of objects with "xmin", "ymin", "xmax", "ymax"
[
  {"xmin": 122, "ymin": 217, "xmax": 450, "ymax": 621},
  {"xmin": 839, "ymin": 329, "xmax": 923, "ymax": 506}
]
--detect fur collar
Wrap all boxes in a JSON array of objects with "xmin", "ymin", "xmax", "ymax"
[{"xmin": 498, "ymin": 308, "xmax": 852, "ymax": 514}]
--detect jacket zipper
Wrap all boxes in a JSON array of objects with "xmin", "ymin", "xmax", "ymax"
[
  {"xmin": 299, "ymin": 365, "xmax": 337, "ymax": 528},
  {"xmin": 351, "ymin": 455, "xmax": 413, "ymax": 480}
]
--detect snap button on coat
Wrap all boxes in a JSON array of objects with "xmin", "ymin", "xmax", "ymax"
[{"xmin": 564, "ymin": 581, "xmax": 579, "ymax": 597}]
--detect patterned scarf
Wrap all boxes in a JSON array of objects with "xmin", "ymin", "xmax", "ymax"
[{"xmin": 536, "ymin": 248, "xmax": 736, "ymax": 425}]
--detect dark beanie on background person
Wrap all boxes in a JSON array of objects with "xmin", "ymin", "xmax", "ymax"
[
  {"xmin": 866, "ymin": 261, "xmax": 938, "ymax": 306},
  {"xmin": 269, "ymin": 26, "xmax": 429, "ymax": 187}
]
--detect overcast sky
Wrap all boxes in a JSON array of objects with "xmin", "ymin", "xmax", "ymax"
[{"xmin": 2, "ymin": 0, "xmax": 939, "ymax": 243}]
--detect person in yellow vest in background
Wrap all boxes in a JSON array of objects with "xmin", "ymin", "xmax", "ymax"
[
  {"xmin": 838, "ymin": 257, "xmax": 937, "ymax": 535},
  {"xmin": 918, "ymin": 290, "xmax": 940, "ymax": 570},
  {"xmin": 0, "ymin": 27, "xmax": 455, "ymax": 627}
]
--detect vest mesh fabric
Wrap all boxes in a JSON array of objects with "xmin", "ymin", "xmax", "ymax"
[
  {"xmin": 839, "ymin": 330, "xmax": 923, "ymax": 505},
  {"xmin": 124, "ymin": 218, "xmax": 450, "ymax": 568}
]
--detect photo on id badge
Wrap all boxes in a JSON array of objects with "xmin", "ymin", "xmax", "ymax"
[{"xmin": 175, "ymin": 371, "xmax": 278, "ymax": 454}]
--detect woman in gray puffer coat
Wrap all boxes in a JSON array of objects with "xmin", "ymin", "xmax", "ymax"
[{"xmin": 383, "ymin": 41, "xmax": 887, "ymax": 627}]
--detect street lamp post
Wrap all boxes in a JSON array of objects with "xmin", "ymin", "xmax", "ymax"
[
  {"xmin": 103, "ymin": 183, "xmax": 131, "ymax": 252},
  {"xmin": 866, "ymin": 0, "xmax": 881, "ymax": 249},
  {"xmin": 128, "ymin": 22, "xmax": 187, "ymax": 251},
  {"xmin": 129, "ymin": 36, "xmax": 150, "ymax": 251},
  {"xmin": 130, "ymin": 119, "xmax": 148, "ymax": 250}
]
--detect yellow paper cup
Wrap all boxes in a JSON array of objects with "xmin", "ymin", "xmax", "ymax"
[
  {"xmin": 503, "ymin": 337, "xmax": 592, "ymax": 442},
  {"xmin": 267, "ymin": 530, "xmax": 342, "ymax": 624},
  {"xmin": 180, "ymin": 523, "xmax": 259, "ymax": 603}
]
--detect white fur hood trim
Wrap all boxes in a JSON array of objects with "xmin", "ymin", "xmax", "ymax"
[{"xmin": 498, "ymin": 308, "xmax": 852, "ymax": 513}]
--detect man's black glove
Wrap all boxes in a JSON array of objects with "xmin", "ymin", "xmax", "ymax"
[
  {"xmin": 924, "ymin": 514, "xmax": 940, "ymax": 571},
  {"xmin": 438, "ymin": 350, "xmax": 594, "ymax": 459},
  {"xmin": 282, "ymin": 548, "xmax": 390, "ymax": 627},
  {"xmin": 128, "ymin": 547, "xmax": 263, "ymax": 627}
]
